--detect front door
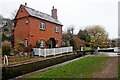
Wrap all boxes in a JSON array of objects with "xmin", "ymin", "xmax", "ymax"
[
  {"xmin": 47, "ymin": 38, "xmax": 56, "ymax": 48},
  {"xmin": 50, "ymin": 38, "xmax": 56, "ymax": 48}
]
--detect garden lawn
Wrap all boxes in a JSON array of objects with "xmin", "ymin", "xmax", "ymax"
[
  {"xmin": 84, "ymin": 47, "xmax": 92, "ymax": 50},
  {"xmin": 29, "ymin": 56, "xmax": 110, "ymax": 78}
]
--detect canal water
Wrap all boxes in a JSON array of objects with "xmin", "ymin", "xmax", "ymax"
[{"xmin": 96, "ymin": 47, "xmax": 120, "ymax": 57}]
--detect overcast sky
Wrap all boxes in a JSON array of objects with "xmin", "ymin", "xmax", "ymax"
[{"xmin": 0, "ymin": 0, "xmax": 119, "ymax": 39}]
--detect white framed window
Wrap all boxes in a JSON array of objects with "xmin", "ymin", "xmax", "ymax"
[
  {"xmin": 40, "ymin": 39, "xmax": 45, "ymax": 47},
  {"xmin": 55, "ymin": 25, "xmax": 59, "ymax": 33},
  {"xmin": 40, "ymin": 22, "xmax": 45, "ymax": 30},
  {"xmin": 24, "ymin": 39, "xmax": 28, "ymax": 47}
]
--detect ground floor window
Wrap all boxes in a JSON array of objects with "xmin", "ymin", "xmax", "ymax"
[
  {"xmin": 40, "ymin": 39, "xmax": 45, "ymax": 48},
  {"xmin": 24, "ymin": 39, "xmax": 28, "ymax": 47}
]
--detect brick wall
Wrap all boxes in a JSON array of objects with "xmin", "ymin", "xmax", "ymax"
[
  {"xmin": 28, "ymin": 17, "xmax": 62, "ymax": 47},
  {"xmin": 14, "ymin": 5, "xmax": 62, "ymax": 48}
]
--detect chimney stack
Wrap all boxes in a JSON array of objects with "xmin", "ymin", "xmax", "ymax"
[{"xmin": 51, "ymin": 6, "xmax": 58, "ymax": 19}]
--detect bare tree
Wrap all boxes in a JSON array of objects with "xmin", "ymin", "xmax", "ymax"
[
  {"xmin": 67, "ymin": 25, "xmax": 75, "ymax": 35},
  {"xmin": 10, "ymin": 9, "xmax": 18, "ymax": 20}
]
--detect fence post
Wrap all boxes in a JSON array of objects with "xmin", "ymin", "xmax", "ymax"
[
  {"xmin": 54, "ymin": 48, "xmax": 55, "ymax": 56},
  {"xmin": 81, "ymin": 47, "xmax": 83, "ymax": 51},
  {"xmin": 44, "ymin": 49, "xmax": 46, "ymax": 58},
  {"xmin": 39, "ymin": 49, "xmax": 40, "ymax": 57},
  {"xmin": 4, "ymin": 55, "xmax": 8, "ymax": 65},
  {"xmin": 71, "ymin": 47, "xmax": 73, "ymax": 52},
  {"xmin": 60, "ymin": 48, "xmax": 61, "ymax": 54},
  {"xmin": 97, "ymin": 47, "xmax": 100, "ymax": 50},
  {"xmin": 67, "ymin": 47, "xmax": 69, "ymax": 53}
]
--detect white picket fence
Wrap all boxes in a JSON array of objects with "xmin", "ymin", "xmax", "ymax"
[{"xmin": 33, "ymin": 47, "xmax": 73, "ymax": 57}]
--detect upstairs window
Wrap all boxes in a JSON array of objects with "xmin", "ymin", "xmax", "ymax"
[
  {"xmin": 40, "ymin": 22, "xmax": 45, "ymax": 30},
  {"xmin": 55, "ymin": 25, "xmax": 59, "ymax": 33}
]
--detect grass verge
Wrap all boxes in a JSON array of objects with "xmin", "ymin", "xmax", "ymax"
[
  {"xmin": 29, "ymin": 56, "xmax": 110, "ymax": 78},
  {"xmin": 119, "ymin": 64, "xmax": 120, "ymax": 80},
  {"xmin": 84, "ymin": 47, "xmax": 92, "ymax": 50}
]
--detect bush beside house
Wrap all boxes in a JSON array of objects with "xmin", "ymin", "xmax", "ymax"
[{"xmin": 2, "ymin": 41, "xmax": 12, "ymax": 56}]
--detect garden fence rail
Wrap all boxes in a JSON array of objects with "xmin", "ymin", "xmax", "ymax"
[{"xmin": 33, "ymin": 47, "xmax": 73, "ymax": 57}]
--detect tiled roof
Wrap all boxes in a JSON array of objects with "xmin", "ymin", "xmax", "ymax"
[{"xmin": 24, "ymin": 5, "xmax": 62, "ymax": 25}]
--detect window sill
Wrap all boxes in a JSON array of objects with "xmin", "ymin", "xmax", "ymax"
[
  {"xmin": 55, "ymin": 32, "xmax": 59, "ymax": 34},
  {"xmin": 40, "ymin": 29, "xmax": 45, "ymax": 31}
]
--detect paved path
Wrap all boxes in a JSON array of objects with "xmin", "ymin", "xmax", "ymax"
[{"xmin": 93, "ymin": 57, "xmax": 118, "ymax": 78}]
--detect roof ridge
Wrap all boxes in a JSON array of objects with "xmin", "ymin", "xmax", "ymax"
[{"xmin": 24, "ymin": 5, "xmax": 52, "ymax": 18}]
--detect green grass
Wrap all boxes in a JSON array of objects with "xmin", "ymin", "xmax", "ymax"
[
  {"xmin": 84, "ymin": 47, "xmax": 92, "ymax": 50},
  {"xmin": 119, "ymin": 64, "xmax": 120, "ymax": 80},
  {"xmin": 29, "ymin": 56, "xmax": 110, "ymax": 78}
]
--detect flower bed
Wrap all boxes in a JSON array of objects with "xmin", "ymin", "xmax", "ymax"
[{"xmin": 2, "ymin": 56, "xmax": 39, "ymax": 66}]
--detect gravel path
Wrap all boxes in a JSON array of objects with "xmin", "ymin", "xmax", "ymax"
[{"xmin": 93, "ymin": 57, "xmax": 118, "ymax": 78}]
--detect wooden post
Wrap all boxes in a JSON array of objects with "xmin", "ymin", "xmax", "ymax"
[
  {"xmin": 67, "ymin": 47, "xmax": 68, "ymax": 53},
  {"xmin": 97, "ymin": 47, "xmax": 100, "ymax": 50},
  {"xmin": 54, "ymin": 48, "xmax": 55, "ymax": 56},
  {"xmin": 44, "ymin": 49, "xmax": 46, "ymax": 58},
  {"xmin": 4, "ymin": 55, "xmax": 8, "ymax": 65},
  {"xmin": 39, "ymin": 49, "xmax": 40, "ymax": 57},
  {"xmin": 61, "ymin": 48, "xmax": 62, "ymax": 55},
  {"xmin": 81, "ymin": 47, "xmax": 83, "ymax": 51}
]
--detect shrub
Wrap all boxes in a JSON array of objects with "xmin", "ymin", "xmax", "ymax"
[
  {"xmin": 14, "ymin": 41, "xmax": 33, "ymax": 57},
  {"xmin": 2, "ymin": 33, "xmax": 11, "ymax": 41},
  {"xmin": 36, "ymin": 42, "xmax": 40, "ymax": 48},
  {"xmin": 2, "ymin": 53, "xmax": 79, "ymax": 79},
  {"xmin": 14, "ymin": 41, "xmax": 25, "ymax": 55},
  {"xmin": 69, "ymin": 38, "xmax": 77, "ymax": 51},
  {"xmin": 2, "ymin": 41, "xmax": 12, "ymax": 56},
  {"xmin": 23, "ymin": 45, "xmax": 33, "ymax": 57}
]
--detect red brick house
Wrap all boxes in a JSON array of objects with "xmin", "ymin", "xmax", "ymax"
[{"xmin": 14, "ymin": 4, "xmax": 63, "ymax": 48}]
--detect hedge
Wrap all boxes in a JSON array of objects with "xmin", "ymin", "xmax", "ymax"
[{"xmin": 2, "ymin": 53, "xmax": 82, "ymax": 79}]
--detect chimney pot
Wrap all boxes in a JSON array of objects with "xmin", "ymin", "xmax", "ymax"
[
  {"xmin": 53, "ymin": 6, "xmax": 54, "ymax": 9},
  {"xmin": 25, "ymin": 3, "xmax": 27, "ymax": 6}
]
